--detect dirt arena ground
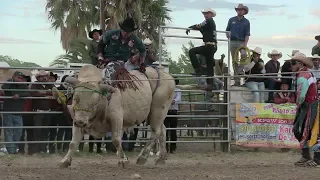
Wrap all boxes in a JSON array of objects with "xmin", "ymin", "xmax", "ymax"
[{"xmin": 0, "ymin": 144, "xmax": 319, "ymax": 180}]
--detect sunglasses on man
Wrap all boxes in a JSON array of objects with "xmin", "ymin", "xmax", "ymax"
[{"xmin": 290, "ymin": 60, "xmax": 300, "ymax": 65}]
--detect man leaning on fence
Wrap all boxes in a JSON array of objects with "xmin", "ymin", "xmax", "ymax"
[
  {"xmin": 30, "ymin": 70, "xmax": 55, "ymax": 154},
  {"xmin": 1, "ymin": 71, "xmax": 30, "ymax": 154},
  {"xmin": 290, "ymin": 52, "xmax": 320, "ymax": 167}
]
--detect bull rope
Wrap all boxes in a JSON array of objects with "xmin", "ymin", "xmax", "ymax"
[{"xmin": 112, "ymin": 67, "xmax": 142, "ymax": 91}]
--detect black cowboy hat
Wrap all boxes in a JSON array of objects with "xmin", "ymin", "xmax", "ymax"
[
  {"xmin": 49, "ymin": 72, "xmax": 58, "ymax": 81},
  {"xmin": 119, "ymin": 18, "xmax": 139, "ymax": 33},
  {"xmin": 88, "ymin": 29, "xmax": 103, "ymax": 39}
]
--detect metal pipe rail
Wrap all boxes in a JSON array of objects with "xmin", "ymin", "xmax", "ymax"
[
  {"xmin": 162, "ymin": 34, "xmax": 228, "ymax": 42},
  {"xmin": 160, "ymin": 26, "xmax": 229, "ymax": 34},
  {"xmin": 0, "ymin": 112, "xmax": 226, "ymax": 118},
  {"xmin": 0, "ymin": 140, "xmax": 229, "ymax": 144},
  {"xmin": 0, "ymin": 126, "xmax": 228, "ymax": 130}
]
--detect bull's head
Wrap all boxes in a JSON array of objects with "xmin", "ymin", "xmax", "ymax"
[{"xmin": 64, "ymin": 77, "xmax": 116, "ymax": 129}]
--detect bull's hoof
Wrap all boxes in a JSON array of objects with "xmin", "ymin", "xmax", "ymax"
[
  {"xmin": 58, "ymin": 160, "xmax": 71, "ymax": 168},
  {"xmin": 155, "ymin": 158, "xmax": 166, "ymax": 165},
  {"xmin": 118, "ymin": 160, "xmax": 130, "ymax": 169},
  {"xmin": 136, "ymin": 156, "xmax": 147, "ymax": 165}
]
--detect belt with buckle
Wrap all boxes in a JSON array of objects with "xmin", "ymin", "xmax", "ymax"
[{"xmin": 204, "ymin": 42, "xmax": 216, "ymax": 45}]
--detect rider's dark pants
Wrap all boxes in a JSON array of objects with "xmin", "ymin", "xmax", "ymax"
[{"xmin": 189, "ymin": 44, "xmax": 217, "ymax": 85}]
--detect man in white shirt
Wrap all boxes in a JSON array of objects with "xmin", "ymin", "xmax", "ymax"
[
  {"xmin": 309, "ymin": 54, "xmax": 320, "ymax": 79},
  {"xmin": 164, "ymin": 79, "xmax": 181, "ymax": 153}
]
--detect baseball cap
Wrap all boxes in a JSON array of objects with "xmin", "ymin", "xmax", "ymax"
[{"xmin": 13, "ymin": 71, "xmax": 26, "ymax": 77}]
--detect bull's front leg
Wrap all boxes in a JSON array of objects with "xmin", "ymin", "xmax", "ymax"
[
  {"xmin": 110, "ymin": 117, "xmax": 129, "ymax": 168},
  {"xmin": 58, "ymin": 125, "xmax": 83, "ymax": 168}
]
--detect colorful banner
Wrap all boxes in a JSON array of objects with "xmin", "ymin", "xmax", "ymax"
[{"xmin": 236, "ymin": 103, "xmax": 299, "ymax": 148}]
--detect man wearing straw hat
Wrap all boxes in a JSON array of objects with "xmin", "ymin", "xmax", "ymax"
[
  {"xmin": 309, "ymin": 54, "xmax": 320, "ymax": 79},
  {"xmin": 264, "ymin": 49, "xmax": 282, "ymax": 102},
  {"xmin": 312, "ymin": 35, "xmax": 320, "ymax": 56},
  {"xmin": 290, "ymin": 52, "xmax": 320, "ymax": 167},
  {"xmin": 243, "ymin": 47, "xmax": 266, "ymax": 103},
  {"xmin": 226, "ymin": 4, "xmax": 250, "ymax": 85},
  {"xmin": 186, "ymin": 8, "xmax": 217, "ymax": 90}
]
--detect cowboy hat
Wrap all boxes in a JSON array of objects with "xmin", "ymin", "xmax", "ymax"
[
  {"xmin": 311, "ymin": 54, "xmax": 320, "ymax": 59},
  {"xmin": 35, "ymin": 70, "xmax": 48, "ymax": 79},
  {"xmin": 88, "ymin": 29, "xmax": 103, "ymax": 39},
  {"xmin": 251, "ymin": 47, "xmax": 262, "ymax": 55},
  {"xmin": 119, "ymin": 17, "xmax": 139, "ymax": 33},
  {"xmin": 267, "ymin": 49, "xmax": 282, "ymax": 58},
  {"xmin": 315, "ymin": 35, "xmax": 320, "ymax": 41},
  {"xmin": 143, "ymin": 38, "xmax": 152, "ymax": 45},
  {"xmin": 201, "ymin": 8, "xmax": 216, "ymax": 17},
  {"xmin": 289, "ymin": 52, "xmax": 313, "ymax": 69},
  {"xmin": 49, "ymin": 72, "xmax": 58, "ymax": 80},
  {"xmin": 235, "ymin": 4, "xmax": 249, "ymax": 15},
  {"xmin": 285, "ymin": 50, "xmax": 300, "ymax": 61}
]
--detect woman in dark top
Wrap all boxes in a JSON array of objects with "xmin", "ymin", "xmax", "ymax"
[{"xmin": 244, "ymin": 47, "xmax": 265, "ymax": 103}]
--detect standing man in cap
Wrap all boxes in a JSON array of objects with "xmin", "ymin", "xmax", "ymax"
[
  {"xmin": 290, "ymin": 52, "xmax": 320, "ymax": 167},
  {"xmin": 88, "ymin": 29, "xmax": 103, "ymax": 66},
  {"xmin": 97, "ymin": 17, "xmax": 146, "ymax": 74},
  {"xmin": 186, "ymin": 8, "xmax": 217, "ymax": 90},
  {"xmin": 312, "ymin": 35, "xmax": 320, "ymax": 56},
  {"xmin": 226, "ymin": 4, "xmax": 250, "ymax": 85},
  {"xmin": 1, "ymin": 71, "xmax": 30, "ymax": 154}
]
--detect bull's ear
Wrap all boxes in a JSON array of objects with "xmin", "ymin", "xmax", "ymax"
[{"xmin": 65, "ymin": 77, "xmax": 80, "ymax": 86}]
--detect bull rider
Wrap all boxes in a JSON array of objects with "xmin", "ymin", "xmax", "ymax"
[{"xmin": 97, "ymin": 17, "xmax": 146, "ymax": 74}]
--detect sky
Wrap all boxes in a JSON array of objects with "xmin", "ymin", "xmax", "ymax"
[{"xmin": 0, "ymin": 0, "xmax": 319, "ymax": 68}]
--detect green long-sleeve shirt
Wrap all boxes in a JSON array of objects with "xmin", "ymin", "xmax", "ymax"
[{"xmin": 100, "ymin": 29, "xmax": 146, "ymax": 61}]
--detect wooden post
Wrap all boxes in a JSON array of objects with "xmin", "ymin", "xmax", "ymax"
[
  {"xmin": 100, "ymin": 0, "xmax": 105, "ymax": 31},
  {"xmin": 220, "ymin": 67, "xmax": 229, "ymax": 152}
]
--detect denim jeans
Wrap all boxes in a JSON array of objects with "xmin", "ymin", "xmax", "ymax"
[
  {"xmin": 3, "ymin": 114, "xmax": 23, "ymax": 154},
  {"xmin": 124, "ymin": 61, "xmax": 140, "ymax": 71},
  {"xmin": 245, "ymin": 81, "xmax": 265, "ymax": 103}
]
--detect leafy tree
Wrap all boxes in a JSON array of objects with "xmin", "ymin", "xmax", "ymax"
[
  {"xmin": 51, "ymin": 37, "xmax": 92, "ymax": 66},
  {"xmin": 45, "ymin": 0, "xmax": 100, "ymax": 51},
  {"xmin": 0, "ymin": 55, "xmax": 41, "ymax": 67},
  {"xmin": 48, "ymin": 0, "xmax": 171, "ymax": 66}
]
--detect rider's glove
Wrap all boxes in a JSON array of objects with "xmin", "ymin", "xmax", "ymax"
[{"xmin": 139, "ymin": 63, "xmax": 146, "ymax": 73}]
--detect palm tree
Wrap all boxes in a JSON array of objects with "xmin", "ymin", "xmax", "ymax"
[
  {"xmin": 45, "ymin": 0, "xmax": 99, "ymax": 51},
  {"xmin": 51, "ymin": 37, "xmax": 92, "ymax": 66},
  {"xmin": 47, "ymin": 0, "xmax": 171, "ymax": 66}
]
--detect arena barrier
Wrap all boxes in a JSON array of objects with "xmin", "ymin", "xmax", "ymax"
[{"xmin": 0, "ymin": 26, "xmax": 308, "ymax": 154}]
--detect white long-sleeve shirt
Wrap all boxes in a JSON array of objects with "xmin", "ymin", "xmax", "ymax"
[{"xmin": 169, "ymin": 88, "xmax": 181, "ymax": 110}]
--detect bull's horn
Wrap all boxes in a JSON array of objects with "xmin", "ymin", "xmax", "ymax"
[
  {"xmin": 99, "ymin": 83, "xmax": 116, "ymax": 93},
  {"xmin": 65, "ymin": 77, "xmax": 80, "ymax": 86}
]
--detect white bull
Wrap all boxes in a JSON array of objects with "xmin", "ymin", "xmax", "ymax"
[{"xmin": 58, "ymin": 64, "xmax": 175, "ymax": 168}]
